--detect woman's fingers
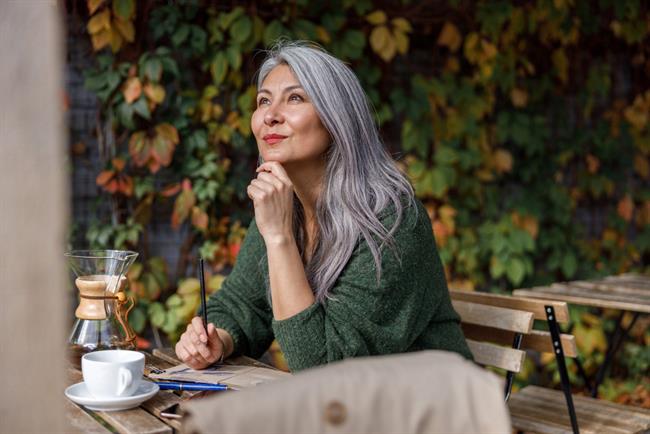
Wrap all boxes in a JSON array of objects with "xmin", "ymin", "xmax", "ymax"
[
  {"xmin": 256, "ymin": 171, "xmax": 286, "ymax": 190},
  {"xmin": 176, "ymin": 338, "xmax": 207, "ymax": 369},
  {"xmin": 256, "ymin": 161, "xmax": 292, "ymax": 185},
  {"xmin": 191, "ymin": 316, "xmax": 208, "ymax": 343}
]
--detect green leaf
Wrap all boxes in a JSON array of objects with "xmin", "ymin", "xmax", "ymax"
[
  {"xmin": 229, "ymin": 16, "xmax": 252, "ymax": 44},
  {"xmin": 218, "ymin": 7, "xmax": 244, "ymax": 30},
  {"xmin": 435, "ymin": 146, "xmax": 459, "ymax": 165},
  {"xmin": 116, "ymin": 101, "xmax": 135, "ymax": 129},
  {"xmin": 263, "ymin": 20, "xmax": 286, "ymax": 47},
  {"xmin": 490, "ymin": 256, "xmax": 505, "ymax": 278},
  {"xmin": 190, "ymin": 25, "xmax": 207, "ymax": 53},
  {"xmin": 128, "ymin": 307, "xmax": 146, "ymax": 334},
  {"xmin": 226, "ymin": 44, "xmax": 242, "ymax": 70},
  {"xmin": 211, "ymin": 51, "xmax": 228, "ymax": 85},
  {"xmin": 148, "ymin": 302, "xmax": 166, "ymax": 328},
  {"xmin": 562, "ymin": 252, "xmax": 578, "ymax": 278},
  {"xmin": 172, "ymin": 24, "xmax": 190, "ymax": 47},
  {"xmin": 160, "ymin": 57, "xmax": 179, "ymax": 77},
  {"xmin": 132, "ymin": 96, "xmax": 151, "ymax": 120},
  {"xmin": 506, "ymin": 257, "xmax": 525, "ymax": 285},
  {"xmin": 292, "ymin": 19, "xmax": 317, "ymax": 40},
  {"xmin": 166, "ymin": 294, "xmax": 183, "ymax": 308},
  {"xmin": 113, "ymin": 0, "xmax": 135, "ymax": 20}
]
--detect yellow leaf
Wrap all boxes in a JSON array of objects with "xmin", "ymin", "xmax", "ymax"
[
  {"xmin": 439, "ymin": 205, "xmax": 456, "ymax": 234},
  {"xmin": 156, "ymin": 123, "xmax": 179, "ymax": 144},
  {"xmin": 122, "ymin": 77, "xmax": 142, "ymax": 104},
  {"xmin": 112, "ymin": 158, "xmax": 126, "ymax": 171},
  {"xmin": 463, "ymin": 32, "xmax": 480, "ymax": 63},
  {"xmin": 493, "ymin": 149, "xmax": 513, "ymax": 173},
  {"xmin": 315, "ymin": 25, "xmax": 331, "ymax": 44},
  {"xmin": 447, "ymin": 279, "xmax": 474, "ymax": 291},
  {"xmin": 113, "ymin": 17, "xmax": 135, "ymax": 42},
  {"xmin": 394, "ymin": 30, "xmax": 409, "ymax": 55},
  {"xmin": 208, "ymin": 274, "xmax": 226, "ymax": 293},
  {"xmin": 481, "ymin": 40, "xmax": 498, "ymax": 59},
  {"xmin": 586, "ymin": 154, "xmax": 600, "ymax": 174},
  {"xmin": 109, "ymin": 27, "xmax": 123, "ymax": 52},
  {"xmin": 511, "ymin": 88, "xmax": 528, "ymax": 108},
  {"xmin": 87, "ymin": 0, "xmax": 105, "ymax": 15},
  {"xmin": 634, "ymin": 154, "xmax": 649, "ymax": 179},
  {"xmin": 366, "ymin": 10, "xmax": 387, "ymax": 25},
  {"xmin": 617, "ymin": 195, "xmax": 634, "ymax": 222},
  {"xmin": 437, "ymin": 21, "xmax": 462, "ymax": 52},
  {"xmin": 144, "ymin": 83, "xmax": 166, "ymax": 104},
  {"xmin": 87, "ymin": 8, "xmax": 111, "ymax": 34},
  {"xmin": 370, "ymin": 25, "xmax": 391, "ymax": 54},
  {"xmin": 191, "ymin": 206, "xmax": 209, "ymax": 231},
  {"xmin": 177, "ymin": 278, "xmax": 200, "ymax": 295},
  {"xmin": 378, "ymin": 32, "xmax": 396, "ymax": 62},
  {"xmin": 91, "ymin": 29, "xmax": 111, "ymax": 51},
  {"xmin": 444, "ymin": 56, "xmax": 460, "ymax": 73},
  {"xmin": 392, "ymin": 17, "xmax": 412, "ymax": 33},
  {"xmin": 552, "ymin": 48, "xmax": 569, "ymax": 84}
]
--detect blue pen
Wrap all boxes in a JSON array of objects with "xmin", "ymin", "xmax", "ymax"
[{"xmin": 155, "ymin": 381, "xmax": 229, "ymax": 391}]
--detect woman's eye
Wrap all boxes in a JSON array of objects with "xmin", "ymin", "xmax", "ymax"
[
  {"xmin": 257, "ymin": 97, "xmax": 270, "ymax": 106},
  {"xmin": 289, "ymin": 94, "xmax": 303, "ymax": 102}
]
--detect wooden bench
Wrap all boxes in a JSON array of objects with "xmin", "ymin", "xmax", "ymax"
[{"xmin": 450, "ymin": 290, "xmax": 650, "ymax": 434}]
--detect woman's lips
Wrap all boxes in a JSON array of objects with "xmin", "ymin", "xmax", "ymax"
[{"xmin": 263, "ymin": 134, "xmax": 287, "ymax": 145}]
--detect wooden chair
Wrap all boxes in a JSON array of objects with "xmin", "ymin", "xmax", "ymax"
[{"xmin": 450, "ymin": 290, "xmax": 650, "ymax": 434}]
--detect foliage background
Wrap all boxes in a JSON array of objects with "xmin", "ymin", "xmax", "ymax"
[{"xmin": 65, "ymin": 0, "xmax": 649, "ymax": 405}]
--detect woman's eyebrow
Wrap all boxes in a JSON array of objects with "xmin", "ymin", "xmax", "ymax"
[{"xmin": 257, "ymin": 85, "xmax": 305, "ymax": 96}]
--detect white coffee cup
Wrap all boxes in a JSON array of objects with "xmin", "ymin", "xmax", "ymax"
[{"xmin": 82, "ymin": 350, "xmax": 144, "ymax": 399}]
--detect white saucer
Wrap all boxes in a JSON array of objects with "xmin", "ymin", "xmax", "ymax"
[{"xmin": 65, "ymin": 381, "xmax": 159, "ymax": 411}]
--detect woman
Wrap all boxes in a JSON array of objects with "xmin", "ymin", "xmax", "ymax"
[{"xmin": 175, "ymin": 41, "xmax": 472, "ymax": 372}]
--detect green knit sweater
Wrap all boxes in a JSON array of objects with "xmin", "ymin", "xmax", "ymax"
[{"xmin": 205, "ymin": 197, "xmax": 472, "ymax": 372}]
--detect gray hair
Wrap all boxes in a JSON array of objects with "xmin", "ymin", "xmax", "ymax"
[{"xmin": 255, "ymin": 40, "xmax": 416, "ymax": 303}]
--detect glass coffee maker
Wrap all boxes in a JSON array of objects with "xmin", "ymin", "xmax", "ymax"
[{"xmin": 65, "ymin": 250, "xmax": 138, "ymax": 362}]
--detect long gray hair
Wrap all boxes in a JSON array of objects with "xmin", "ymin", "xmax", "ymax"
[{"xmin": 255, "ymin": 41, "xmax": 416, "ymax": 303}]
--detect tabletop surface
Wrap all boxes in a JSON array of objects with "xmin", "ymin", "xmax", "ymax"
[
  {"xmin": 65, "ymin": 348, "xmax": 271, "ymax": 434},
  {"xmin": 513, "ymin": 273, "xmax": 650, "ymax": 313}
]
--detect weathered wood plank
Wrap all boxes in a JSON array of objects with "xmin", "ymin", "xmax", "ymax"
[
  {"xmin": 450, "ymin": 289, "xmax": 570, "ymax": 323},
  {"xmin": 67, "ymin": 367, "xmax": 172, "ymax": 434},
  {"xmin": 568, "ymin": 280, "xmax": 650, "ymax": 296},
  {"xmin": 539, "ymin": 284, "xmax": 650, "ymax": 304},
  {"xmin": 510, "ymin": 386, "xmax": 650, "ymax": 433},
  {"xmin": 140, "ymin": 391, "xmax": 183, "ymax": 431},
  {"xmin": 461, "ymin": 324, "xmax": 578, "ymax": 357},
  {"xmin": 64, "ymin": 399, "xmax": 113, "ymax": 434},
  {"xmin": 466, "ymin": 339, "xmax": 526, "ymax": 372},
  {"xmin": 452, "ymin": 300, "xmax": 534, "ymax": 333},
  {"xmin": 512, "ymin": 288, "xmax": 650, "ymax": 313}
]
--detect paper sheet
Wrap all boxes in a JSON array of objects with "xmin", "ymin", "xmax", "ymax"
[{"xmin": 149, "ymin": 363, "xmax": 290, "ymax": 389}]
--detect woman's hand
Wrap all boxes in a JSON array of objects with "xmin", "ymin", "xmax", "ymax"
[
  {"xmin": 247, "ymin": 161, "xmax": 294, "ymax": 244},
  {"xmin": 175, "ymin": 317, "xmax": 224, "ymax": 370}
]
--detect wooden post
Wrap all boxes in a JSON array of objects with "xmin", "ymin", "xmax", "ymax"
[{"xmin": 0, "ymin": 1, "xmax": 67, "ymax": 432}]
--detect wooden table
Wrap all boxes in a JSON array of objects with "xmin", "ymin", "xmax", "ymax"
[
  {"xmin": 513, "ymin": 273, "xmax": 650, "ymax": 397},
  {"xmin": 65, "ymin": 348, "xmax": 270, "ymax": 433}
]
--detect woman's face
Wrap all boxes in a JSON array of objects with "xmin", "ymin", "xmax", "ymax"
[{"xmin": 251, "ymin": 65, "xmax": 331, "ymax": 167}]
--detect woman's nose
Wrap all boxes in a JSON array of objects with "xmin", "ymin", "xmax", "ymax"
[{"xmin": 264, "ymin": 105, "xmax": 284, "ymax": 125}]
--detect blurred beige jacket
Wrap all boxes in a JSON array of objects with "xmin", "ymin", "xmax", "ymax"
[{"xmin": 181, "ymin": 350, "xmax": 510, "ymax": 434}]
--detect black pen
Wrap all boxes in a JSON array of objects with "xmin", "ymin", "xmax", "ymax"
[{"xmin": 199, "ymin": 258, "xmax": 208, "ymax": 331}]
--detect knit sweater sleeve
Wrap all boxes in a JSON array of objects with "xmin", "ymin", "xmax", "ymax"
[
  {"xmin": 204, "ymin": 219, "xmax": 274, "ymax": 359},
  {"xmin": 272, "ymin": 199, "xmax": 471, "ymax": 372}
]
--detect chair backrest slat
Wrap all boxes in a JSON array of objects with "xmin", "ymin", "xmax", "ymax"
[
  {"xmin": 466, "ymin": 339, "xmax": 526, "ymax": 372},
  {"xmin": 462, "ymin": 324, "xmax": 578, "ymax": 358},
  {"xmin": 451, "ymin": 300, "xmax": 534, "ymax": 334},
  {"xmin": 450, "ymin": 290, "xmax": 570, "ymax": 323}
]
